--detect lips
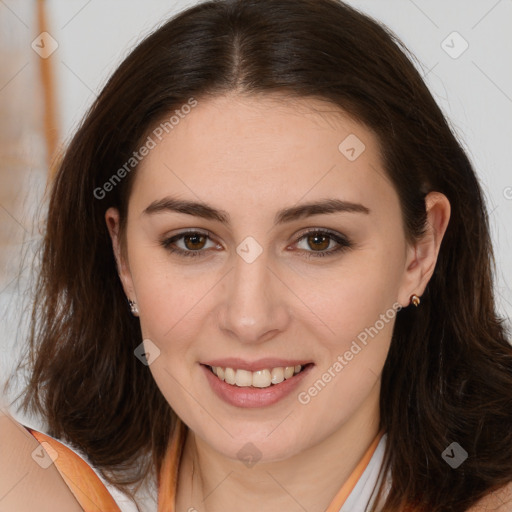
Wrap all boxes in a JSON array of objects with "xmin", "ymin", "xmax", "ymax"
[{"xmin": 201, "ymin": 361, "xmax": 314, "ymax": 408}]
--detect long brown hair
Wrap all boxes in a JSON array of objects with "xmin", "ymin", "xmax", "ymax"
[{"xmin": 9, "ymin": 0, "xmax": 512, "ymax": 509}]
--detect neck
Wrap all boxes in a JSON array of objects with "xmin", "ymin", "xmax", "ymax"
[{"xmin": 176, "ymin": 382, "xmax": 381, "ymax": 512}]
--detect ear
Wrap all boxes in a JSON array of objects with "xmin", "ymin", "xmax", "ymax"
[
  {"xmin": 105, "ymin": 207, "xmax": 136, "ymax": 302},
  {"xmin": 397, "ymin": 191, "xmax": 451, "ymax": 307}
]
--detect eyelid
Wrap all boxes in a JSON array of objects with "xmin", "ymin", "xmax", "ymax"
[
  {"xmin": 294, "ymin": 226, "xmax": 345, "ymax": 239},
  {"xmin": 162, "ymin": 228, "xmax": 214, "ymax": 241}
]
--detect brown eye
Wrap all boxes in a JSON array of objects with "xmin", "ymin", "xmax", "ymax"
[
  {"xmin": 295, "ymin": 229, "xmax": 353, "ymax": 259},
  {"xmin": 183, "ymin": 233, "xmax": 207, "ymax": 250},
  {"xmin": 306, "ymin": 233, "xmax": 330, "ymax": 251},
  {"xmin": 160, "ymin": 230, "xmax": 218, "ymax": 258}
]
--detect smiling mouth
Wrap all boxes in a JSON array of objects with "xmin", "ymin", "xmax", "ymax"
[{"xmin": 205, "ymin": 363, "xmax": 313, "ymax": 389}]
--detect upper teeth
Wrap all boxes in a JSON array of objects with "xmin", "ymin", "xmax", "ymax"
[{"xmin": 211, "ymin": 365, "xmax": 303, "ymax": 388}]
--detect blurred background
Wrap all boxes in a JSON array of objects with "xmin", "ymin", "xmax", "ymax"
[{"xmin": 1, "ymin": 0, "xmax": 511, "ymax": 426}]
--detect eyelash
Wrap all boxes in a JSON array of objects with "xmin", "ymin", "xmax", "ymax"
[{"xmin": 160, "ymin": 229, "xmax": 353, "ymax": 259}]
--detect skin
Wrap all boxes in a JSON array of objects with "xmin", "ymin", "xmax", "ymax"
[
  {"xmin": 105, "ymin": 92, "xmax": 451, "ymax": 512},
  {"xmin": 0, "ymin": 410, "xmax": 84, "ymax": 512}
]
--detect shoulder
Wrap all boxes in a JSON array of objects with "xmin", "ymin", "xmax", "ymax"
[
  {"xmin": 467, "ymin": 481, "xmax": 512, "ymax": 511},
  {"xmin": 0, "ymin": 410, "xmax": 84, "ymax": 512}
]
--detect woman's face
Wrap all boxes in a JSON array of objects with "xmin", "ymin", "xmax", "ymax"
[{"xmin": 107, "ymin": 93, "xmax": 428, "ymax": 462}]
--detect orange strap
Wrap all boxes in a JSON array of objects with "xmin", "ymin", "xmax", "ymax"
[
  {"xmin": 325, "ymin": 430, "xmax": 385, "ymax": 511},
  {"xmin": 25, "ymin": 423, "xmax": 387, "ymax": 512},
  {"xmin": 157, "ymin": 418, "xmax": 188, "ymax": 512},
  {"xmin": 158, "ymin": 422, "xmax": 384, "ymax": 512},
  {"xmin": 26, "ymin": 427, "xmax": 121, "ymax": 512}
]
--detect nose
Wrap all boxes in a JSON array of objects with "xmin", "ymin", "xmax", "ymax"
[{"xmin": 217, "ymin": 247, "xmax": 290, "ymax": 345}]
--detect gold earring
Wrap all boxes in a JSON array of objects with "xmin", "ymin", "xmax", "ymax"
[{"xmin": 410, "ymin": 294, "xmax": 420, "ymax": 307}]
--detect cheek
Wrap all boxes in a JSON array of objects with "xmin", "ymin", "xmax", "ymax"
[
  {"xmin": 288, "ymin": 247, "xmax": 402, "ymax": 413},
  {"xmin": 134, "ymin": 266, "xmax": 216, "ymax": 343},
  {"xmin": 127, "ymin": 240, "xmax": 228, "ymax": 362},
  {"xmin": 293, "ymin": 259, "xmax": 399, "ymax": 424},
  {"xmin": 290, "ymin": 248, "xmax": 403, "ymax": 343}
]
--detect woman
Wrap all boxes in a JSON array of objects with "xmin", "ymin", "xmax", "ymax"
[{"xmin": 2, "ymin": 0, "xmax": 512, "ymax": 511}]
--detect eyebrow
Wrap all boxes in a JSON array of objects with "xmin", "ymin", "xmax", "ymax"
[{"xmin": 143, "ymin": 196, "xmax": 370, "ymax": 225}]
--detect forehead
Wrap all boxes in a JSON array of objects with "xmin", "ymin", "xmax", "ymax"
[{"xmin": 131, "ymin": 93, "xmax": 399, "ymax": 224}]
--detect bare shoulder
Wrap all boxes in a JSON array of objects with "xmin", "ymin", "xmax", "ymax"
[
  {"xmin": 0, "ymin": 410, "xmax": 83, "ymax": 512},
  {"xmin": 467, "ymin": 480, "xmax": 512, "ymax": 511}
]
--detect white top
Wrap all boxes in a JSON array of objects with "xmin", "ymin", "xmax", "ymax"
[
  {"xmin": 65, "ymin": 445, "xmax": 157, "ymax": 512},
  {"xmin": 18, "ymin": 416, "xmax": 155, "ymax": 512},
  {"xmin": 24, "ymin": 419, "xmax": 389, "ymax": 512},
  {"xmin": 86, "ymin": 433, "xmax": 390, "ymax": 512},
  {"xmin": 340, "ymin": 433, "xmax": 390, "ymax": 511}
]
